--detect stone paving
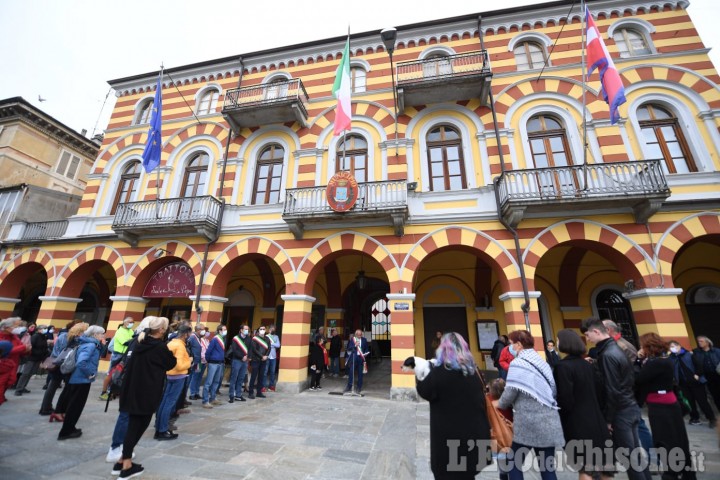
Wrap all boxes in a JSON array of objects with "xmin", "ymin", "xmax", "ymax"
[{"xmin": 1, "ymin": 365, "xmax": 719, "ymax": 479}]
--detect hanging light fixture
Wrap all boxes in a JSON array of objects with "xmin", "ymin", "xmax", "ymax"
[{"xmin": 356, "ymin": 255, "xmax": 367, "ymax": 290}]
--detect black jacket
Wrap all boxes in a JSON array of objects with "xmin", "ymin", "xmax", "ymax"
[
  {"xmin": 329, "ymin": 335, "xmax": 342, "ymax": 358},
  {"xmin": 692, "ymin": 347, "xmax": 720, "ymax": 378},
  {"xmin": 635, "ymin": 356, "xmax": 675, "ymax": 403},
  {"xmin": 309, "ymin": 342, "xmax": 325, "ymax": 369},
  {"xmin": 545, "ymin": 349, "xmax": 561, "ymax": 370},
  {"xmin": 491, "ymin": 339, "xmax": 506, "ymax": 368},
  {"xmin": 119, "ymin": 336, "xmax": 177, "ymax": 415},
  {"xmin": 228, "ymin": 334, "xmax": 250, "ymax": 361},
  {"xmin": 595, "ymin": 337, "xmax": 637, "ymax": 423},
  {"xmin": 29, "ymin": 332, "xmax": 49, "ymax": 361},
  {"xmin": 417, "ymin": 367, "xmax": 491, "ymax": 476},
  {"xmin": 250, "ymin": 334, "xmax": 271, "ymax": 362}
]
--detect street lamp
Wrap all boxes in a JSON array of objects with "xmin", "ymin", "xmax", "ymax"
[{"xmin": 381, "ymin": 27, "xmax": 399, "ymax": 156}]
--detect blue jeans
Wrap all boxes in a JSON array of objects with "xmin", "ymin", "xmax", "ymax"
[
  {"xmin": 229, "ymin": 359, "xmax": 248, "ymax": 398},
  {"xmin": 612, "ymin": 405, "xmax": 652, "ymax": 480},
  {"xmin": 202, "ymin": 363, "xmax": 223, "ymax": 403},
  {"xmin": 505, "ymin": 442, "xmax": 557, "ymax": 480},
  {"xmin": 155, "ymin": 377, "xmax": 185, "ymax": 433},
  {"xmin": 264, "ymin": 358, "xmax": 277, "ymax": 388},
  {"xmin": 111, "ymin": 410, "xmax": 130, "ymax": 449},
  {"xmin": 249, "ymin": 359, "xmax": 266, "ymax": 395},
  {"xmin": 329, "ymin": 356, "xmax": 340, "ymax": 376},
  {"xmin": 345, "ymin": 356, "xmax": 364, "ymax": 391},
  {"xmin": 189, "ymin": 363, "xmax": 206, "ymax": 396}
]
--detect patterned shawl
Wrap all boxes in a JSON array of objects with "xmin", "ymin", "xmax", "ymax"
[{"xmin": 505, "ymin": 348, "xmax": 558, "ymax": 410}]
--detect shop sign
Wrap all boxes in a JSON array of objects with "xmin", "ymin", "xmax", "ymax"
[{"xmin": 143, "ymin": 262, "xmax": 195, "ymax": 298}]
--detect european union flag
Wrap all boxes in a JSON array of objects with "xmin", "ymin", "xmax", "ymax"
[{"xmin": 141, "ymin": 74, "xmax": 163, "ymax": 173}]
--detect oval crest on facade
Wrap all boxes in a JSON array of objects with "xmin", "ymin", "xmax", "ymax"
[{"xmin": 326, "ymin": 171, "xmax": 359, "ymax": 213}]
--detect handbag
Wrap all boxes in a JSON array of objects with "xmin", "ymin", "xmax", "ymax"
[
  {"xmin": 41, "ymin": 356, "xmax": 57, "ymax": 371},
  {"xmin": 485, "ymin": 393, "xmax": 514, "ymax": 452}
]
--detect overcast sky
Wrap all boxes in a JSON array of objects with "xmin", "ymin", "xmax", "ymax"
[{"xmin": 1, "ymin": 0, "xmax": 718, "ymax": 137}]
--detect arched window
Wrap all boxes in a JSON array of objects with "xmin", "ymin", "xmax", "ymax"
[
  {"xmin": 637, "ymin": 104, "xmax": 697, "ymax": 174},
  {"xmin": 527, "ymin": 114, "xmax": 576, "ymax": 196},
  {"xmin": 423, "ymin": 54, "xmax": 453, "ymax": 78},
  {"xmin": 181, "ymin": 153, "xmax": 209, "ymax": 197},
  {"xmin": 135, "ymin": 100, "xmax": 153, "ymax": 125},
  {"xmin": 265, "ymin": 77, "xmax": 289, "ymax": 100},
  {"xmin": 196, "ymin": 88, "xmax": 219, "ymax": 115},
  {"xmin": 351, "ymin": 67, "xmax": 366, "ymax": 93},
  {"xmin": 514, "ymin": 41, "xmax": 547, "ymax": 71},
  {"xmin": 111, "ymin": 161, "xmax": 141, "ymax": 214},
  {"xmin": 336, "ymin": 135, "xmax": 368, "ymax": 182},
  {"xmin": 252, "ymin": 144, "xmax": 284, "ymax": 204},
  {"xmin": 426, "ymin": 125, "xmax": 466, "ymax": 191},
  {"xmin": 613, "ymin": 28, "xmax": 651, "ymax": 58}
]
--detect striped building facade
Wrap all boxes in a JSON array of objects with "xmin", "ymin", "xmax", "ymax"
[{"xmin": 1, "ymin": 0, "xmax": 719, "ymax": 398}]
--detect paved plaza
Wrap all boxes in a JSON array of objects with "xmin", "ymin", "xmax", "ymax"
[{"xmin": 1, "ymin": 364, "xmax": 719, "ymax": 479}]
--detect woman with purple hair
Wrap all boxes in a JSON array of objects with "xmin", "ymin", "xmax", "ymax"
[{"xmin": 417, "ymin": 332, "xmax": 491, "ymax": 479}]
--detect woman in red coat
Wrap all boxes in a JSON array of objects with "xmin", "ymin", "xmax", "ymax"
[
  {"xmin": 0, "ymin": 317, "xmax": 29, "ymax": 405},
  {"xmin": 498, "ymin": 343, "xmax": 517, "ymax": 377}
]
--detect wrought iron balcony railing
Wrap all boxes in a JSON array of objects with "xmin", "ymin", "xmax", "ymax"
[
  {"xmin": 396, "ymin": 51, "xmax": 490, "ymax": 85},
  {"xmin": 20, "ymin": 220, "xmax": 68, "ymax": 240},
  {"xmin": 222, "ymin": 78, "xmax": 309, "ymax": 131},
  {"xmin": 496, "ymin": 159, "xmax": 670, "ymax": 226},
  {"xmin": 112, "ymin": 196, "xmax": 222, "ymax": 245},
  {"xmin": 283, "ymin": 180, "xmax": 409, "ymax": 238}
]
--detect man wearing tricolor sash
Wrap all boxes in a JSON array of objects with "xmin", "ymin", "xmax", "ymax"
[
  {"xmin": 248, "ymin": 326, "xmax": 270, "ymax": 399},
  {"xmin": 343, "ymin": 329, "xmax": 370, "ymax": 396},
  {"xmin": 227, "ymin": 325, "xmax": 250, "ymax": 403}
]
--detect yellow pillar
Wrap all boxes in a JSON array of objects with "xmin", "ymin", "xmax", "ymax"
[
  {"xmin": 193, "ymin": 295, "xmax": 228, "ymax": 330},
  {"xmin": 0, "ymin": 297, "xmax": 20, "ymax": 318},
  {"xmin": 36, "ymin": 296, "xmax": 82, "ymax": 327},
  {"xmin": 387, "ymin": 293, "xmax": 416, "ymax": 401},
  {"xmin": 498, "ymin": 291, "xmax": 544, "ymax": 350},
  {"xmin": 277, "ymin": 294, "xmax": 314, "ymax": 393},
  {"xmin": 624, "ymin": 288, "xmax": 691, "ymax": 348}
]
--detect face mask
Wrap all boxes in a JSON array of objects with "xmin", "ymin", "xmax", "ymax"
[
  {"xmin": 221, "ymin": 329, "xmax": 227, "ymax": 336},
  {"xmin": 48, "ymin": 329, "xmax": 54, "ymax": 334},
  {"xmin": 509, "ymin": 345, "xmax": 517, "ymax": 356},
  {"xmin": 547, "ymin": 346, "xmax": 554, "ymax": 352},
  {"xmin": 40, "ymin": 329, "xmax": 47, "ymax": 334},
  {"xmin": 670, "ymin": 346, "xmax": 680, "ymax": 354},
  {"xmin": 199, "ymin": 330, "xmax": 206, "ymax": 336},
  {"xmin": 204, "ymin": 331, "xmax": 211, "ymax": 338},
  {"xmin": 127, "ymin": 323, "xmax": 134, "ymax": 329},
  {"xmin": 259, "ymin": 329, "xmax": 266, "ymax": 335},
  {"xmin": 242, "ymin": 329, "xmax": 249, "ymax": 335},
  {"xmin": 12, "ymin": 327, "xmax": 26, "ymax": 335}
]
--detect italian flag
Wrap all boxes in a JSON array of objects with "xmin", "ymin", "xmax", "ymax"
[{"xmin": 332, "ymin": 37, "xmax": 352, "ymax": 136}]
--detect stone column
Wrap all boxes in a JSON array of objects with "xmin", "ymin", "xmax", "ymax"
[
  {"xmin": 498, "ymin": 291, "xmax": 544, "ymax": 350},
  {"xmin": 36, "ymin": 296, "xmax": 82, "ymax": 326},
  {"xmin": 0, "ymin": 297, "xmax": 20, "ymax": 318},
  {"xmin": 277, "ymin": 294, "xmax": 315, "ymax": 393},
  {"xmin": 624, "ymin": 288, "xmax": 691, "ymax": 347},
  {"xmin": 387, "ymin": 293, "xmax": 416, "ymax": 401}
]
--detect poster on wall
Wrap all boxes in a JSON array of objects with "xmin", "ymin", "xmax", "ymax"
[{"xmin": 476, "ymin": 321, "xmax": 499, "ymax": 351}]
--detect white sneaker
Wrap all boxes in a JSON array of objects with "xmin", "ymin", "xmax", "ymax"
[
  {"xmin": 106, "ymin": 445, "xmax": 122, "ymax": 463},
  {"xmin": 106, "ymin": 446, "xmax": 134, "ymax": 463}
]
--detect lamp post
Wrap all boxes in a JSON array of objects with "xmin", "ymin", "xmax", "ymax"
[{"xmin": 381, "ymin": 27, "xmax": 399, "ymax": 156}]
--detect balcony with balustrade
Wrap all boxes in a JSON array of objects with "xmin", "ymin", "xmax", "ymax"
[
  {"xmin": 222, "ymin": 79, "xmax": 309, "ymax": 133},
  {"xmin": 495, "ymin": 160, "xmax": 671, "ymax": 227},
  {"xmin": 282, "ymin": 180, "xmax": 409, "ymax": 239},
  {"xmin": 112, "ymin": 196, "xmax": 223, "ymax": 246},
  {"xmin": 395, "ymin": 51, "xmax": 492, "ymax": 113}
]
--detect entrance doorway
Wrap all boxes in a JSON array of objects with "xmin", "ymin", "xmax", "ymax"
[
  {"xmin": 595, "ymin": 288, "xmax": 638, "ymax": 347},
  {"xmin": 423, "ymin": 306, "xmax": 469, "ymax": 357},
  {"xmin": 686, "ymin": 284, "xmax": 720, "ymax": 342}
]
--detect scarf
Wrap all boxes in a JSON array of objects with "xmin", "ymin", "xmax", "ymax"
[{"xmin": 505, "ymin": 348, "xmax": 558, "ymax": 410}]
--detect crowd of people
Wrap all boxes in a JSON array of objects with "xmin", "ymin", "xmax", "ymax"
[{"xmin": 418, "ymin": 320, "xmax": 719, "ymax": 480}]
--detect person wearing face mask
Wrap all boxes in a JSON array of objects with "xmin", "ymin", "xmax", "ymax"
[
  {"xmin": 0, "ymin": 317, "xmax": 28, "ymax": 405},
  {"xmin": 99, "ymin": 317, "xmax": 135, "ymax": 401},
  {"xmin": 669, "ymin": 340, "xmax": 717, "ymax": 427},
  {"xmin": 14, "ymin": 323, "xmax": 50, "ymax": 396},
  {"xmin": 228, "ymin": 325, "xmax": 250, "ymax": 402},
  {"xmin": 498, "ymin": 341, "xmax": 518, "ymax": 380},
  {"xmin": 343, "ymin": 329, "xmax": 370, "ymax": 396},
  {"xmin": 545, "ymin": 340, "xmax": 560, "ymax": 370},
  {"xmin": 215, "ymin": 325, "xmax": 228, "ymax": 397},
  {"xmin": 187, "ymin": 323, "xmax": 207, "ymax": 400},
  {"xmin": 248, "ymin": 326, "xmax": 270, "ymax": 399},
  {"xmin": 201, "ymin": 325, "xmax": 226, "ymax": 408}
]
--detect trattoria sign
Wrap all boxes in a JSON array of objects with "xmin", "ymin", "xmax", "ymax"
[
  {"xmin": 143, "ymin": 262, "xmax": 196, "ymax": 298},
  {"xmin": 326, "ymin": 171, "xmax": 359, "ymax": 213}
]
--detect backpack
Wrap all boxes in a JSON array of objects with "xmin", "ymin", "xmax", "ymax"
[
  {"xmin": 53, "ymin": 345, "xmax": 75, "ymax": 368},
  {"xmin": 59, "ymin": 346, "xmax": 78, "ymax": 374}
]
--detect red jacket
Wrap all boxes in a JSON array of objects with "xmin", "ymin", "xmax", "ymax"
[
  {"xmin": 498, "ymin": 345, "xmax": 515, "ymax": 371},
  {"xmin": 0, "ymin": 331, "xmax": 28, "ymax": 368}
]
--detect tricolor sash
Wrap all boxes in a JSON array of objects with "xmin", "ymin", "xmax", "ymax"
[
  {"xmin": 233, "ymin": 335, "xmax": 249, "ymax": 356},
  {"xmin": 253, "ymin": 335, "xmax": 269, "ymax": 351}
]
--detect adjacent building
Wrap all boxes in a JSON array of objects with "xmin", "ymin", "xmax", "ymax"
[{"xmin": 1, "ymin": 0, "xmax": 718, "ymax": 398}]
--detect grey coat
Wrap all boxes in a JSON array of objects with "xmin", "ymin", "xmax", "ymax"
[{"xmin": 497, "ymin": 387, "xmax": 565, "ymax": 448}]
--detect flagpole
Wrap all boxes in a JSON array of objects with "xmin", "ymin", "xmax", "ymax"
[
  {"xmin": 156, "ymin": 64, "xmax": 164, "ymax": 219},
  {"xmin": 581, "ymin": 1, "xmax": 588, "ymax": 192}
]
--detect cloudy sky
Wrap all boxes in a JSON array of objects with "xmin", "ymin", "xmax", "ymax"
[{"xmin": 1, "ymin": 0, "xmax": 717, "ymax": 137}]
